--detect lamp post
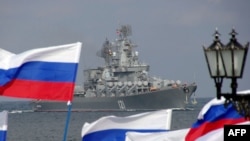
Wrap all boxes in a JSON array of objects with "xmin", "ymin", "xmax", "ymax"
[{"xmin": 203, "ymin": 28, "xmax": 249, "ymax": 119}]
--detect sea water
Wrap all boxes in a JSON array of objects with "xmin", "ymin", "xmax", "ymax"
[{"xmin": 1, "ymin": 97, "xmax": 212, "ymax": 141}]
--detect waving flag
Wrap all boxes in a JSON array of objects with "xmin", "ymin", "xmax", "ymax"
[
  {"xmin": 81, "ymin": 109, "xmax": 172, "ymax": 141},
  {"xmin": 0, "ymin": 42, "xmax": 82, "ymax": 101},
  {"xmin": 125, "ymin": 128, "xmax": 189, "ymax": 141},
  {"xmin": 0, "ymin": 111, "xmax": 7, "ymax": 141},
  {"xmin": 185, "ymin": 93, "xmax": 250, "ymax": 141}
]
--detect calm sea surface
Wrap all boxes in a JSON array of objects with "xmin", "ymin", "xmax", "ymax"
[{"xmin": 0, "ymin": 97, "xmax": 212, "ymax": 141}]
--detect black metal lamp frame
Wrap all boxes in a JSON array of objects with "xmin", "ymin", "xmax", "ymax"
[{"xmin": 204, "ymin": 29, "xmax": 250, "ymax": 119}]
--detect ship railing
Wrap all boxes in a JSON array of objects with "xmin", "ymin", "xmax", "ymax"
[{"xmin": 133, "ymin": 64, "xmax": 148, "ymax": 67}]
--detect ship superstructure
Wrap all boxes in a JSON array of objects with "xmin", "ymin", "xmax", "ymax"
[{"xmin": 84, "ymin": 25, "xmax": 188, "ymax": 98}]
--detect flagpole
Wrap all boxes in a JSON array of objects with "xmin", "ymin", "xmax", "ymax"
[{"xmin": 63, "ymin": 101, "xmax": 72, "ymax": 141}]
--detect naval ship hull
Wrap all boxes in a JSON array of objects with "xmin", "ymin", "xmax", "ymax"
[{"xmin": 33, "ymin": 85, "xmax": 197, "ymax": 112}]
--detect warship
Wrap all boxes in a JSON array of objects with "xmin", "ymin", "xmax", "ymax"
[{"xmin": 34, "ymin": 25, "xmax": 197, "ymax": 111}]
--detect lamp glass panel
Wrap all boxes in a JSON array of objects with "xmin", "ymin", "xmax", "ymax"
[
  {"xmin": 221, "ymin": 49, "xmax": 245, "ymax": 77},
  {"xmin": 233, "ymin": 49, "xmax": 245, "ymax": 77},
  {"xmin": 206, "ymin": 50, "xmax": 225, "ymax": 77},
  {"xmin": 221, "ymin": 50, "xmax": 232, "ymax": 77}
]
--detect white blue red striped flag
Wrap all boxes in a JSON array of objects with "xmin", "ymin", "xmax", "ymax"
[
  {"xmin": 81, "ymin": 109, "xmax": 172, "ymax": 141},
  {"xmin": 185, "ymin": 92, "xmax": 250, "ymax": 141},
  {"xmin": 0, "ymin": 42, "xmax": 82, "ymax": 101},
  {"xmin": 0, "ymin": 111, "xmax": 7, "ymax": 141}
]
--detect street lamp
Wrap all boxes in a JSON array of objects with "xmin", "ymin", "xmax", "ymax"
[
  {"xmin": 203, "ymin": 28, "xmax": 249, "ymax": 119},
  {"xmin": 203, "ymin": 29, "xmax": 225, "ymax": 99}
]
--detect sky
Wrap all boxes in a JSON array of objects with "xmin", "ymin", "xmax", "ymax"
[{"xmin": 0, "ymin": 0, "xmax": 249, "ymax": 98}]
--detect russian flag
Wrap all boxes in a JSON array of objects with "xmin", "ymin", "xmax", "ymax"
[
  {"xmin": 0, "ymin": 111, "xmax": 7, "ymax": 141},
  {"xmin": 185, "ymin": 94, "xmax": 250, "ymax": 141},
  {"xmin": 0, "ymin": 42, "xmax": 82, "ymax": 101},
  {"xmin": 81, "ymin": 109, "xmax": 172, "ymax": 141}
]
